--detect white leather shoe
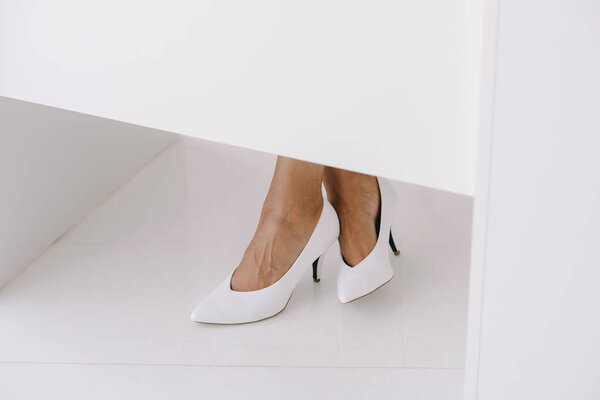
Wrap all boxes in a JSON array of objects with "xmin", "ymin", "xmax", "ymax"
[
  {"xmin": 190, "ymin": 199, "xmax": 339, "ymax": 324},
  {"xmin": 336, "ymin": 177, "xmax": 400, "ymax": 304}
]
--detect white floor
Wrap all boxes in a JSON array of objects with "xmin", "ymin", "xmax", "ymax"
[{"xmin": 0, "ymin": 137, "xmax": 473, "ymax": 399}]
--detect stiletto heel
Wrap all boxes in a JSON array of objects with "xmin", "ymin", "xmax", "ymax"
[
  {"xmin": 337, "ymin": 177, "xmax": 397, "ymax": 304},
  {"xmin": 389, "ymin": 230, "xmax": 400, "ymax": 255},
  {"xmin": 312, "ymin": 257, "xmax": 323, "ymax": 282},
  {"xmin": 191, "ymin": 199, "xmax": 339, "ymax": 324}
]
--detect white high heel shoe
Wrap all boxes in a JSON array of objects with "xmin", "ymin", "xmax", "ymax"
[
  {"xmin": 336, "ymin": 177, "xmax": 400, "ymax": 303},
  {"xmin": 190, "ymin": 199, "xmax": 339, "ymax": 324}
]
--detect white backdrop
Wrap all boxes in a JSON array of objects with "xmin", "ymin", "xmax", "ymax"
[{"xmin": 0, "ymin": 0, "xmax": 484, "ymax": 195}]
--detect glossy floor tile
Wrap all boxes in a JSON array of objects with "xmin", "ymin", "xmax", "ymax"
[
  {"xmin": 0, "ymin": 242, "xmax": 403, "ymax": 367},
  {"xmin": 0, "ymin": 136, "xmax": 472, "ymax": 397},
  {"xmin": 0, "ymin": 364, "xmax": 464, "ymax": 400},
  {"xmin": 400, "ymin": 245, "xmax": 470, "ymax": 368}
]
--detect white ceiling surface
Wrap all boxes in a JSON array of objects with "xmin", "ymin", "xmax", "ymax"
[{"xmin": 0, "ymin": 0, "xmax": 483, "ymax": 195}]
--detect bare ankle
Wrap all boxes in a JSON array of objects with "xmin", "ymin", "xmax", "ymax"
[{"xmin": 261, "ymin": 194, "xmax": 323, "ymax": 225}]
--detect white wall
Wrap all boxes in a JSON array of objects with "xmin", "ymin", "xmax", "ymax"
[
  {"xmin": 466, "ymin": 0, "xmax": 600, "ymax": 398},
  {"xmin": 0, "ymin": 98, "xmax": 175, "ymax": 287},
  {"xmin": 0, "ymin": 0, "xmax": 484, "ymax": 196}
]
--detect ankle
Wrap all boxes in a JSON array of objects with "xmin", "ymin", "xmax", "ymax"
[
  {"xmin": 330, "ymin": 198, "xmax": 379, "ymax": 225},
  {"xmin": 261, "ymin": 194, "xmax": 323, "ymax": 225},
  {"xmin": 327, "ymin": 186, "xmax": 379, "ymax": 221}
]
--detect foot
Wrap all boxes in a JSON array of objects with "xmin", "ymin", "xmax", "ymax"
[
  {"xmin": 231, "ymin": 192, "xmax": 323, "ymax": 292},
  {"xmin": 324, "ymin": 171, "xmax": 380, "ymax": 267}
]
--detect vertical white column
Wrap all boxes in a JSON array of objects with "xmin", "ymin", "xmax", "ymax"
[
  {"xmin": 463, "ymin": 0, "xmax": 498, "ymax": 397},
  {"xmin": 465, "ymin": 0, "xmax": 600, "ymax": 398}
]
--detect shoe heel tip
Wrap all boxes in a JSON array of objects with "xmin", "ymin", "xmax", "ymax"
[
  {"xmin": 393, "ymin": 251, "xmax": 400, "ymax": 256},
  {"xmin": 313, "ymin": 278, "xmax": 321, "ymax": 283}
]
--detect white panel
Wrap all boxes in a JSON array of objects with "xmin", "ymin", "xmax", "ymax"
[
  {"xmin": 0, "ymin": 0, "xmax": 483, "ymax": 195},
  {"xmin": 469, "ymin": 0, "xmax": 600, "ymax": 398},
  {"xmin": 0, "ymin": 98, "xmax": 175, "ymax": 287}
]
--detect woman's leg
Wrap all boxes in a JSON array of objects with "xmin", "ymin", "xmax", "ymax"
[
  {"xmin": 323, "ymin": 168, "xmax": 380, "ymax": 266},
  {"xmin": 231, "ymin": 156, "xmax": 324, "ymax": 291}
]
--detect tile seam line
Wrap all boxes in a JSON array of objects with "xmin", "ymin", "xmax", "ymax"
[{"xmin": 0, "ymin": 361, "xmax": 464, "ymax": 370}]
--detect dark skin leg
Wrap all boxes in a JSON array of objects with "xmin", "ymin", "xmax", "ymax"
[
  {"xmin": 231, "ymin": 159, "xmax": 380, "ymax": 291},
  {"xmin": 231, "ymin": 156, "xmax": 324, "ymax": 291}
]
